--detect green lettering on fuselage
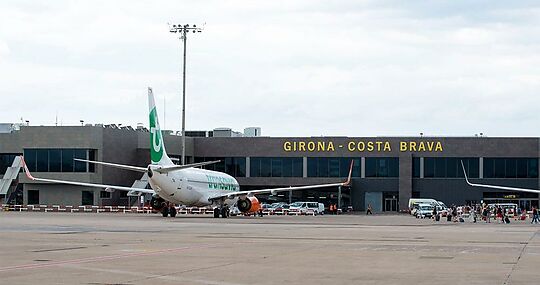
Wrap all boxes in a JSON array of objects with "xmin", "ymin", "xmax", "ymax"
[{"xmin": 205, "ymin": 175, "xmax": 238, "ymax": 191}]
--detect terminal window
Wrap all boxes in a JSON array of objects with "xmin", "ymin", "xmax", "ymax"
[
  {"xmin": 413, "ymin": 158, "xmax": 420, "ymax": 178},
  {"xmin": 251, "ymin": 157, "xmax": 303, "ymax": 177},
  {"xmin": 423, "ymin": 157, "xmax": 479, "ymax": 178},
  {"xmin": 365, "ymin": 157, "xmax": 398, "ymax": 178},
  {"xmin": 100, "ymin": 191, "xmax": 111, "ymax": 199},
  {"xmin": 0, "ymin": 153, "xmax": 20, "ymax": 175},
  {"xmin": 483, "ymin": 158, "xmax": 538, "ymax": 178},
  {"xmin": 194, "ymin": 157, "xmax": 246, "ymax": 177},
  {"xmin": 23, "ymin": 149, "xmax": 96, "ymax": 173},
  {"xmin": 307, "ymin": 157, "xmax": 360, "ymax": 178}
]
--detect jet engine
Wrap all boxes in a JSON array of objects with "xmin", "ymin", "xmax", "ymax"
[
  {"xmin": 237, "ymin": 196, "xmax": 261, "ymax": 213},
  {"xmin": 150, "ymin": 195, "xmax": 166, "ymax": 212}
]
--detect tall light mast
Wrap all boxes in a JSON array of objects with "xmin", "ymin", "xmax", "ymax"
[{"xmin": 169, "ymin": 23, "xmax": 203, "ymax": 165}]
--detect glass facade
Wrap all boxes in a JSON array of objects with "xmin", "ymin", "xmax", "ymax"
[
  {"xmin": 251, "ymin": 157, "xmax": 303, "ymax": 177},
  {"xmin": 424, "ymin": 157, "xmax": 479, "ymax": 178},
  {"xmin": 0, "ymin": 154, "xmax": 20, "ymax": 175},
  {"xmin": 483, "ymin": 158, "xmax": 538, "ymax": 178},
  {"xmin": 307, "ymin": 157, "xmax": 360, "ymax": 178},
  {"xmin": 23, "ymin": 149, "xmax": 95, "ymax": 173},
  {"xmin": 365, "ymin": 158, "xmax": 399, "ymax": 178},
  {"xmin": 412, "ymin": 157, "xmax": 420, "ymax": 178},
  {"xmin": 194, "ymin": 157, "xmax": 246, "ymax": 177}
]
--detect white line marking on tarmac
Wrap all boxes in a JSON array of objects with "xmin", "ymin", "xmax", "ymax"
[
  {"xmin": 62, "ymin": 264, "xmax": 246, "ymax": 285},
  {"xmin": 0, "ymin": 244, "xmax": 219, "ymax": 273}
]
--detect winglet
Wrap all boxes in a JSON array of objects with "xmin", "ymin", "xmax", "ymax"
[
  {"xmin": 343, "ymin": 160, "xmax": 354, "ymax": 186},
  {"xmin": 460, "ymin": 160, "xmax": 472, "ymax": 186},
  {"xmin": 20, "ymin": 156, "xmax": 35, "ymax": 180}
]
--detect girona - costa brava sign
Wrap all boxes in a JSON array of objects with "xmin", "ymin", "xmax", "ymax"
[{"xmin": 283, "ymin": 140, "xmax": 443, "ymax": 153}]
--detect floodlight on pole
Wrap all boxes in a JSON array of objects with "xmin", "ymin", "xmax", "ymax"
[{"xmin": 169, "ymin": 23, "xmax": 204, "ymax": 165}]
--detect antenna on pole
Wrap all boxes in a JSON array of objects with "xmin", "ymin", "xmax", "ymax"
[{"xmin": 168, "ymin": 22, "xmax": 204, "ymax": 165}]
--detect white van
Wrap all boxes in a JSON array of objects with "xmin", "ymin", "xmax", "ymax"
[
  {"xmin": 409, "ymin": 199, "xmax": 447, "ymax": 215},
  {"xmin": 289, "ymin": 202, "xmax": 324, "ymax": 215}
]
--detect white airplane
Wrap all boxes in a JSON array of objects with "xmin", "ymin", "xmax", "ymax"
[
  {"xmin": 461, "ymin": 161, "xmax": 540, "ymax": 194},
  {"xmin": 22, "ymin": 87, "xmax": 352, "ymax": 218}
]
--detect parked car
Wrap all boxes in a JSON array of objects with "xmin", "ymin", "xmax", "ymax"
[
  {"xmin": 415, "ymin": 203, "xmax": 434, "ymax": 218},
  {"xmin": 270, "ymin": 203, "xmax": 289, "ymax": 215}
]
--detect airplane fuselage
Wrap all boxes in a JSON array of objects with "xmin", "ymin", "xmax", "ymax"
[{"xmin": 148, "ymin": 165, "xmax": 240, "ymax": 207}]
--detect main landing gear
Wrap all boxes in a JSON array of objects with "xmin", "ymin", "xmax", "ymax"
[
  {"xmin": 161, "ymin": 203, "xmax": 177, "ymax": 218},
  {"xmin": 213, "ymin": 206, "xmax": 229, "ymax": 218}
]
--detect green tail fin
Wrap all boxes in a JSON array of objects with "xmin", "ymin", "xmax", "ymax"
[{"xmin": 148, "ymin": 87, "xmax": 173, "ymax": 166}]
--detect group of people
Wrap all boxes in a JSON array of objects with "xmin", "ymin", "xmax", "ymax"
[
  {"xmin": 432, "ymin": 205, "xmax": 464, "ymax": 222},
  {"xmin": 328, "ymin": 204, "xmax": 340, "ymax": 215},
  {"xmin": 480, "ymin": 204, "xmax": 537, "ymax": 224},
  {"xmin": 432, "ymin": 203, "xmax": 540, "ymax": 224}
]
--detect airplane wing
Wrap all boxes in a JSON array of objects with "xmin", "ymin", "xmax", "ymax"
[
  {"xmin": 74, "ymin": 158, "xmax": 221, "ymax": 174},
  {"xmin": 22, "ymin": 156, "xmax": 155, "ymax": 194},
  {"xmin": 460, "ymin": 160, "xmax": 540, "ymax": 194},
  {"xmin": 74, "ymin": 159, "xmax": 147, "ymax": 172},
  {"xmin": 209, "ymin": 161, "xmax": 354, "ymax": 201}
]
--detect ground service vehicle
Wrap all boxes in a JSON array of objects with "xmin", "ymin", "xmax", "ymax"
[{"xmin": 409, "ymin": 198, "xmax": 447, "ymax": 214}]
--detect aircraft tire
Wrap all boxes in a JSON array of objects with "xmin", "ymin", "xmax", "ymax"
[
  {"xmin": 220, "ymin": 207, "xmax": 229, "ymax": 218},
  {"xmin": 169, "ymin": 206, "xmax": 177, "ymax": 218},
  {"xmin": 161, "ymin": 207, "xmax": 169, "ymax": 217}
]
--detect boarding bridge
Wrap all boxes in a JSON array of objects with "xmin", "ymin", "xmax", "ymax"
[{"xmin": 0, "ymin": 156, "xmax": 22, "ymax": 203}]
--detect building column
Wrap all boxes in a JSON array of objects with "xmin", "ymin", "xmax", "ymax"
[
  {"xmin": 361, "ymin": 157, "xmax": 366, "ymax": 178},
  {"xmin": 303, "ymin": 157, "xmax": 307, "ymax": 178},
  {"xmin": 338, "ymin": 185, "xmax": 342, "ymax": 209},
  {"xmin": 479, "ymin": 157, "xmax": 483, "ymax": 179},
  {"xmin": 245, "ymin": 157, "xmax": 250, "ymax": 178},
  {"xmin": 398, "ymin": 154, "xmax": 413, "ymax": 212},
  {"xmin": 419, "ymin": 157, "xmax": 424, "ymax": 178}
]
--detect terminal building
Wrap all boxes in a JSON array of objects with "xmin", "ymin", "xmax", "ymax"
[{"xmin": 1, "ymin": 123, "xmax": 539, "ymax": 212}]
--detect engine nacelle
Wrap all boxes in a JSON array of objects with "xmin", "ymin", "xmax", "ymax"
[
  {"xmin": 150, "ymin": 196, "xmax": 166, "ymax": 212},
  {"xmin": 237, "ymin": 196, "xmax": 261, "ymax": 214}
]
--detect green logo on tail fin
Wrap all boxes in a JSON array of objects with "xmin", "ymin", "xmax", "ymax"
[{"xmin": 149, "ymin": 107, "xmax": 163, "ymax": 163}]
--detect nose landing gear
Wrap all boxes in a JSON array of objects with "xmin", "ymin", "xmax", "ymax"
[{"xmin": 161, "ymin": 202, "xmax": 177, "ymax": 217}]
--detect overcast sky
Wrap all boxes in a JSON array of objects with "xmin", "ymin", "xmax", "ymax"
[{"xmin": 0, "ymin": 1, "xmax": 539, "ymax": 137}]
